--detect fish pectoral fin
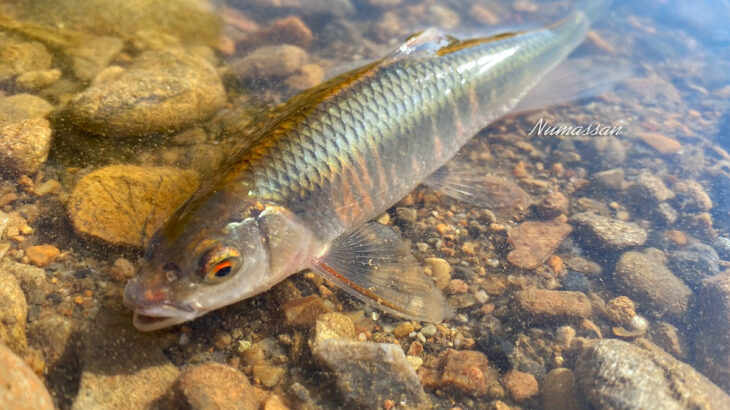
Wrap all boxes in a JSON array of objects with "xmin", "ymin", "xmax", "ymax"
[
  {"xmin": 310, "ymin": 222, "xmax": 452, "ymax": 323},
  {"xmin": 424, "ymin": 158, "xmax": 531, "ymax": 211}
]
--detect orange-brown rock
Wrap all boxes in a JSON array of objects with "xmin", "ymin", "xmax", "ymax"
[
  {"xmin": 514, "ymin": 289, "xmax": 592, "ymax": 321},
  {"xmin": 0, "ymin": 343, "xmax": 54, "ymax": 410},
  {"xmin": 175, "ymin": 362, "xmax": 258, "ymax": 410},
  {"xmin": 421, "ymin": 350, "xmax": 503, "ymax": 397},
  {"xmin": 639, "ymin": 132, "xmax": 682, "ymax": 154},
  {"xmin": 507, "ymin": 221, "xmax": 573, "ymax": 269},
  {"xmin": 502, "ymin": 370, "xmax": 538, "ymax": 402},
  {"xmin": 24, "ymin": 244, "xmax": 60, "ymax": 267},
  {"xmin": 281, "ymin": 295, "xmax": 331, "ymax": 328}
]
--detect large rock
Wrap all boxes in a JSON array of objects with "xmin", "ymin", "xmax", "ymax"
[
  {"xmin": 668, "ymin": 242, "xmax": 720, "ymax": 287},
  {"xmin": 0, "ymin": 342, "xmax": 54, "ymax": 410},
  {"xmin": 614, "ymin": 249, "xmax": 691, "ymax": 320},
  {"xmin": 0, "ymin": 271, "xmax": 28, "ymax": 355},
  {"xmin": 175, "ymin": 363, "xmax": 258, "ymax": 410},
  {"xmin": 314, "ymin": 339, "xmax": 429, "ymax": 409},
  {"xmin": 68, "ymin": 165, "xmax": 199, "ymax": 247},
  {"xmin": 66, "ymin": 50, "xmax": 226, "ymax": 137},
  {"xmin": 507, "ymin": 220, "xmax": 572, "ymax": 269},
  {"xmin": 514, "ymin": 289, "xmax": 592, "ymax": 321},
  {"xmin": 0, "ymin": 94, "xmax": 54, "ymax": 174},
  {"xmin": 576, "ymin": 339, "xmax": 730, "ymax": 409},
  {"xmin": 694, "ymin": 272, "xmax": 730, "ymax": 393}
]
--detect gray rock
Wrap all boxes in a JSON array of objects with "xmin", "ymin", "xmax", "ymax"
[
  {"xmin": 576, "ymin": 339, "xmax": 730, "ymax": 409},
  {"xmin": 541, "ymin": 368, "xmax": 585, "ymax": 410},
  {"xmin": 653, "ymin": 202, "xmax": 679, "ymax": 226},
  {"xmin": 587, "ymin": 136, "xmax": 627, "ymax": 169},
  {"xmin": 0, "ymin": 270, "xmax": 28, "ymax": 355},
  {"xmin": 668, "ymin": 242, "xmax": 720, "ymax": 287},
  {"xmin": 0, "ymin": 342, "xmax": 54, "ymax": 410},
  {"xmin": 592, "ymin": 168, "xmax": 625, "ymax": 190},
  {"xmin": 673, "ymin": 179, "xmax": 713, "ymax": 211},
  {"xmin": 0, "ymin": 41, "xmax": 53, "ymax": 82},
  {"xmin": 315, "ymin": 339, "xmax": 429, "ymax": 409},
  {"xmin": 1, "ymin": 259, "xmax": 50, "ymax": 305},
  {"xmin": 572, "ymin": 212, "xmax": 648, "ymax": 249},
  {"xmin": 614, "ymin": 249, "xmax": 691, "ymax": 320},
  {"xmin": 694, "ymin": 272, "xmax": 730, "ymax": 393},
  {"xmin": 627, "ymin": 173, "xmax": 675, "ymax": 203},
  {"xmin": 66, "ymin": 50, "xmax": 226, "ymax": 137},
  {"xmin": 713, "ymin": 237, "xmax": 730, "ymax": 259}
]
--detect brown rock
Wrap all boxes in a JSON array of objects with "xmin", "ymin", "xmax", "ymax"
[
  {"xmin": 537, "ymin": 191, "xmax": 569, "ymax": 218},
  {"xmin": 0, "ymin": 343, "xmax": 54, "ymax": 410},
  {"xmin": 68, "ymin": 165, "xmax": 199, "ymax": 247},
  {"xmin": 253, "ymin": 364, "xmax": 286, "ymax": 388},
  {"xmin": 502, "ymin": 370, "xmax": 538, "ymax": 402},
  {"xmin": 673, "ymin": 179, "xmax": 713, "ymax": 211},
  {"xmin": 24, "ymin": 244, "xmax": 60, "ymax": 267},
  {"xmin": 639, "ymin": 132, "xmax": 682, "ymax": 154},
  {"xmin": 262, "ymin": 394, "xmax": 289, "ymax": 410},
  {"xmin": 0, "ymin": 117, "xmax": 52, "ymax": 174},
  {"xmin": 572, "ymin": 213, "xmax": 647, "ymax": 249},
  {"xmin": 241, "ymin": 16, "xmax": 313, "ymax": 50},
  {"xmin": 507, "ymin": 220, "xmax": 572, "ymax": 269},
  {"xmin": 514, "ymin": 289, "xmax": 592, "ymax": 321},
  {"xmin": 447, "ymin": 279, "xmax": 468, "ymax": 294},
  {"xmin": 0, "ymin": 271, "xmax": 27, "ymax": 355},
  {"xmin": 176, "ymin": 362, "xmax": 258, "ymax": 410},
  {"xmin": 393, "ymin": 322, "xmax": 415, "ymax": 338},
  {"xmin": 285, "ymin": 63, "xmax": 325, "ymax": 91},
  {"xmin": 425, "ymin": 257, "xmax": 451, "ymax": 289},
  {"xmin": 233, "ymin": 45, "xmax": 308, "ymax": 80},
  {"xmin": 282, "ymin": 294, "xmax": 330, "ymax": 328},
  {"xmin": 695, "ymin": 272, "xmax": 730, "ymax": 392},
  {"xmin": 605, "ymin": 296, "xmax": 636, "ymax": 326},
  {"xmin": 309, "ymin": 312, "xmax": 355, "ymax": 352},
  {"xmin": 426, "ymin": 349, "xmax": 502, "ymax": 397},
  {"xmin": 541, "ymin": 368, "xmax": 583, "ymax": 410}
]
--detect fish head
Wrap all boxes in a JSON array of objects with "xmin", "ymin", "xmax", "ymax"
[{"xmin": 123, "ymin": 190, "xmax": 272, "ymax": 331}]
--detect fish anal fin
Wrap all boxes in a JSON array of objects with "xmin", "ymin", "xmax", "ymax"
[{"xmin": 310, "ymin": 222, "xmax": 452, "ymax": 323}]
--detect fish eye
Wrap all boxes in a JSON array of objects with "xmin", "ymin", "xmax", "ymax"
[{"xmin": 200, "ymin": 245, "xmax": 242, "ymax": 283}]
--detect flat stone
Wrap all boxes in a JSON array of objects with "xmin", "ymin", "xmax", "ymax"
[
  {"xmin": 673, "ymin": 179, "xmax": 713, "ymax": 211},
  {"xmin": 626, "ymin": 173, "xmax": 675, "ymax": 203},
  {"xmin": 572, "ymin": 212, "xmax": 647, "ymax": 249},
  {"xmin": 507, "ymin": 220, "xmax": 573, "ymax": 269},
  {"xmin": 66, "ymin": 36, "xmax": 124, "ymax": 81},
  {"xmin": 614, "ymin": 249, "xmax": 692, "ymax": 320},
  {"xmin": 0, "ymin": 93, "xmax": 54, "ymax": 174},
  {"xmin": 24, "ymin": 244, "xmax": 60, "ymax": 267},
  {"xmin": 694, "ymin": 272, "xmax": 730, "ymax": 392},
  {"xmin": 67, "ymin": 165, "xmax": 199, "ymax": 247},
  {"xmin": 281, "ymin": 294, "xmax": 331, "ymax": 328},
  {"xmin": 315, "ymin": 339, "xmax": 429, "ymax": 409},
  {"xmin": 639, "ymin": 132, "xmax": 682, "ymax": 154},
  {"xmin": 514, "ymin": 289, "xmax": 592, "ymax": 321},
  {"xmin": 501, "ymin": 370, "xmax": 538, "ymax": 402},
  {"xmin": 420, "ymin": 349, "xmax": 502, "ymax": 398},
  {"xmin": 537, "ymin": 191, "xmax": 569, "ymax": 219},
  {"xmin": 0, "ymin": 270, "xmax": 28, "ymax": 355},
  {"xmin": 175, "ymin": 362, "xmax": 258, "ymax": 410},
  {"xmin": 541, "ymin": 368, "xmax": 583, "ymax": 410},
  {"xmin": 0, "ymin": 342, "xmax": 54, "ymax": 410},
  {"xmin": 576, "ymin": 339, "xmax": 729, "ymax": 409},
  {"xmin": 66, "ymin": 50, "xmax": 226, "ymax": 137},
  {"xmin": 233, "ymin": 45, "xmax": 308, "ymax": 80}
]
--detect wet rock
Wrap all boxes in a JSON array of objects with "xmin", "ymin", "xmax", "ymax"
[
  {"xmin": 605, "ymin": 296, "xmax": 636, "ymax": 326},
  {"xmin": 175, "ymin": 362, "xmax": 258, "ymax": 410},
  {"xmin": 0, "ymin": 270, "xmax": 27, "ymax": 355},
  {"xmin": 563, "ymin": 256, "xmax": 602, "ymax": 276},
  {"xmin": 25, "ymin": 244, "xmax": 60, "ymax": 267},
  {"xmin": 66, "ymin": 50, "xmax": 226, "ymax": 137},
  {"xmin": 72, "ymin": 309, "xmax": 180, "ymax": 409},
  {"xmin": 576, "ymin": 339, "xmax": 730, "ymax": 409},
  {"xmin": 240, "ymin": 16, "xmax": 313, "ymax": 50},
  {"xmin": 638, "ymin": 132, "xmax": 682, "ymax": 154},
  {"xmin": 309, "ymin": 312, "xmax": 355, "ymax": 352},
  {"xmin": 15, "ymin": 68, "xmax": 62, "ymax": 90},
  {"xmin": 668, "ymin": 242, "xmax": 720, "ymax": 287},
  {"xmin": 315, "ymin": 339, "xmax": 429, "ymax": 409},
  {"xmin": 541, "ymin": 368, "xmax": 583, "ymax": 410},
  {"xmin": 673, "ymin": 179, "xmax": 713, "ymax": 211},
  {"xmin": 713, "ymin": 237, "xmax": 730, "ymax": 259},
  {"xmin": 0, "ymin": 342, "xmax": 54, "ymax": 410},
  {"xmin": 1, "ymin": 259, "xmax": 49, "ymax": 305},
  {"xmin": 614, "ymin": 249, "xmax": 691, "ymax": 320},
  {"xmin": 507, "ymin": 220, "xmax": 572, "ymax": 269},
  {"xmin": 592, "ymin": 168, "xmax": 625, "ymax": 190},
  {"xmin": 281, "ymin": 294, "xmax": 331, "ymax": 328},
  {"xmin": 585, "ymin": 136, "xmax": 627, "ymax": 169},
  {"xmin": 694, "ymin": 272, "xmax": 730, "ymax": 392},
  {"xmin": 285, "ymin": 63, "xmax": 325, "ymax": 91},
  {"xmin": 420, "ymin": 349, "xmax": 502, "ymax": 398},
  {"xmin": 27, "ymin": 314, "xmax": 79, "ymax": 369},
  {"xmin": 253, "ymin": 364, "xmax": 286, "ymax": 388},
  {"xmin": 66, "ymin": 36, "xmax": 124, "ymax": 81},
  {"xmin": 561, "ymin": 271, "xmax": 591, "ymax": 293},
  {"xmin": 233, "ymin": 45, "xmax": 308, "ymax": 81},
  {"xmin": 654, "ymin": 202, "xmax": 679, "ymax": 226},
  {"xmin": 501, "ymin": 370, "xmax": 538, "ymax": 402},
  {"xmin": 537, "ymin": 191, "xmax": 569, "ymax": 219},
  {"xmin": 393, "ymin": 321, "xmax": 415, "ymax": 338},
  {"xmin": 68, "ymin": 165, "xmax": 199, "ymax": 247},
  {"xmin": 109, "ymin": 257, "xmax": 136, "ymax": 281},
  {"xmin": 425, "ymin": 257, "xmax": 451, "ymax": 289},
  {"xmin": 650, "ymin": 321, "xmax": 688, "ymax": 360},
  {"xmin": 572, "ymin": 212, "xmax": 647, "ymax": 249},
  {"xmin": 0, "ymin": 94, "xmax": 54, "ymax": 175},
  {"xmin": 0, "ymin": 41, "xmax": 53, "ymax": 82},
  {"xmin": 514, "ymin": 289, "xmax": 592, "ymax": 321},
  {"xmin": 626, "ymin": 173, "xmax": 675, "ymax": 203}
]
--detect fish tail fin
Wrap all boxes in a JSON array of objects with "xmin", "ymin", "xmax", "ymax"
[{"xmin": 577, "ymin": 0, "xmax": 612, "ymax": 26}]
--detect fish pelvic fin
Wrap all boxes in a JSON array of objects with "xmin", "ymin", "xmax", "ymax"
[{"xmin": 310, "ymin": 222, "xmax": 452, "ymax": 323}]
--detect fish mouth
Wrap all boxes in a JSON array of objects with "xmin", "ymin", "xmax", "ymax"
[{"xmin": 124, "ymin": 279, "xmax": 198, "ymax": 331}]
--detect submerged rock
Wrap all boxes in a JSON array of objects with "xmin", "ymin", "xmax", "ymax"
[
  {"xmin": 68, "ymin": 165, "xmax": 199, "ymax": 247},
  {"xmin": 419, "ymin": 349, "xmax": 503, "ymax": 398},
  {"xmin": 0, "ymin": 270, "xmax": 28, "ymax": 355},
  {"xmin": 175, "ymin": 362, "xmax": 258, "ymax": 410},
  {"xmin": 694, "ymin": 272, "xmax": 730, "ymax": 393},
  {"xmin": 0, "ymin": 41, "xmax": 53, "ymax": 82},
  {"xmin": 0, "ymin": 343, "xmax": 54, "ymax": 410},
  {"xmin": 507, "ymin": 220, "xmax": 572, "ymax": 269},
  {"xmin": 66, "ymin": 50, "xmax": 226, "ymax": 137},
  {"xmin": 572, "ymin": 212, "xmax": 647, "ymax": 249},
  {"xmin": 0, "ymin": 94, "xmax": 54, "ymax": 174},
  {"xmin": 66, "ymin": 36, "xmax": 124, "ymax": 81},
  {"xmin": 576, "ymin": 339, "xmax": 729, "ymax": 409},
  {"xmin": 668, "ymin": 242, "xmax": 720, "ymax": 287},
  {"xmin": 233, "ymin": 45, "xmax": 308, "ymax": 81},
  {"xmin": 514, "ymin": 289, "xmax": 592, "ymax": 321},
  {"xmin": 315, "ymin": 339, "xmax": 429, "ymax": 409},
  {"xmin": 540, "ymin": 368, "xmax": 584, "ymax": 410}
]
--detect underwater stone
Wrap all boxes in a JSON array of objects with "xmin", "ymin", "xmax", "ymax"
[
  {"xmin": 0, "ymin": 270, "xmax": 28, "ymax": 355},
  {"xmin": 694, "ymin": 272, "xmax": 730, "ymax": 393},
  {"xmin": 0, "ymin": 343, "xmax": 54, "ymax": 410},
  {"xmin": 668, "ymin": 242, "xmax": 720, "ymax": 287},
  {"xmin": 232, "ymin": 45, "xmax": 308, "ymax": 81},
  {"xmin": 514, "ymin": 289, "xmax": 592, "ymax": 321},
  {"xmin": 176, "ymin": 362, "xmax": 259, "ymax": 410},
  {"xmin": 507, "ymin": 220, "xmax": 572, "ymax": 269},
  {"xmin": 572, "ymin": 212, "xmax": 647, "ymax": 249}
]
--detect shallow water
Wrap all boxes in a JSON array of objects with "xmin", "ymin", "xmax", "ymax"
[{"xmin": 0, "ymin": 0, "xmax": 729, "ymax": 409}]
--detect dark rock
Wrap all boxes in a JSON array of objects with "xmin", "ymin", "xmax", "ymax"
[
  {"xmin": 562, "ymin": 271, "xmax": 591, "ymax": 293},
  {"xmin": 175, "ymin": 362, "xmax": 258, "ymax": 410},
  {"xmin": 541, "ymin": 368, "xmax": 584, "ymax": 410},
  {"xmin": 694, "ymin": 272, "xmax": 730, "ymax": 393},
  {"xmin": 668, "ymin": 242, "xmax": 720, "ymax": 287}
]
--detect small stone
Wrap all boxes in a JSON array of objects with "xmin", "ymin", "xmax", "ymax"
[
  {"xmin": 212, "ymin": 330, "xmax": 232, "ymax": 350},
  {"xmin": 669, "ymin": 242, "xmax": 720, "ymax": 287},
  {"xmin": 537, "ymin": 191, "xmax": 569, "ymax": 218},
  {"xmin": 0, "ymin": 41, "xmax": 52, "ymax": 81},
  {"xmin": 639, "ymin": 132, "xmax": 682, "ymax": 154},
  {"xmin": 614, "ymin": 249, "xmax": 691, "ymax": 320},
  {"xmin": 420, "ymin": 324, "xmax": 437, "ymax": 338},
  {"xmin": 507, "ymin": 220, "xmax": 573, "ymax": 269},
  {"xmin": 285, "ymin": 63, "xmax": 325, "ymax": 90},
  {"xmin": 474, "ymin": 289, "xmax": 489, "ymax": 304},
  {"xmin": 15, "ymin": 68, "xmax": 62, "ymax": 90},
  {"xmin": 315, "ymin": 339, "xmax": 429, "ymax": 408},
  {"xmin": 447, "ymin": 279, "xmax": 468, "ymax": 294},
  {"xmin": 501, "ymin": 370, "xmax": 538, "ymax": 402},
  {"xmin": 555, "ymin": 326, "xmax": 576, "ymax": 348},
  {"xmin": 515, "ymin": 289, "xmax": 592, "ymax": 321},
  {"xmin": 0, "ymin": 343, "xmax": 54, "ymax": 410},
  {"xmin": 262, "ymin": 394, "xmax": 289, "ymax": 410},
  {"xmin": 27, "ymin": 314, "xmax": 78, "ymax": 369},
  {"xmin": 109, "ymin": 257, "xmax": 136, "ymax": 281},
  {"xmin": 424, "ymin": 349, "xmax": 501, "ymax": 397},
  {"xmin": 592, "ymin": 168, "xmax": 625, "ymax": 190},
  {"xmin": 309, "ymin": 312, "xmax": 355, "ymax": 352},
  {"xmin": 241, "ymin": 16, "xmax": 313, "ymax": 50},
  {"xmin": 605, "ymin": 296, "xmax": 636, "ymax": 326},
  {"xmin": 695, "ymin": 272, "xmax": 730, "ymax": 392},
  {"xmin": 176, "ymin": 362, "xmax": 258, "ymax": 410},
  {"xmin": 0, "ymin": 270, "xmax": 27, "ymax": 355},
  {"xmin": 664, "ymin": 230, "xmax": 687, "ymax": 245},
  {"xmin": 396, "ymin": 207, "xmax": 417, "ymax": 224},
  {"xmin": 24, "ymin": 244, "xmax": 60, "ymax": 267},
  {"xmin": 282, "ymin": 295, "xmax": 331, "ymax": 328},
  {"xmin": 572, "ymin": 212, "xmax": 647, "ymax": 249},
  {"xmin": 68, "ymin": 165, "xmax": 199, "ymax": 247},
  {"xmin": 654, "ymin": 202, "xmax": 679, "ymax": 226},
  {"xmin": 1, "ymin": 258, "xmax": 49, "ymax": 305},
  {"xmin": 563, "ymin": 256, "xmax": 602, "ymax": 275},
  {"xmin": 651, "ymin": 321, "xmax": 687, "ymax": 359},
  {"xmin": 0, "ymin": 116, "xmax": 52, "ymax": 175},
  {"xmin": 406, "ymin": 355, "xmax": 423, "ymax": 370},
  {"xmin": 541, "ymin": 368, "xmax": 582, "ymax": 410},
  {"xmin": 561, "ymin": 271, "xmax": 591, "ymax": 293},
  {"xmin": 253, "ymin": 364, "xmax": 286, "ymax": 388},
  {"xmin": 673, "ymin": 180, "xmax": 712, "ymax": 211},
  {"xmin": 586, "ymin": 136, "xmax": 626, "ymax": 169},
  {"xmin": 425, "ymin": 258, "xmax": 451, "ymax": 289},
  {"xmin": 393, "ymin": 322, "xmax": 415, "ymax": 338},
  {"xmin": 626, "ymin": 173, "xmax": 675, "ymax": 203},
  {"xmin": 712, "ymin": 237, "xmax": 730, "ymax": 260},
  {"xmin": 66, "ymin": 36, "xmax": 124, "ymax": 81},
  {"xmin": 233, "ymin": 45, "xmax": 308, "ymax": 80}
]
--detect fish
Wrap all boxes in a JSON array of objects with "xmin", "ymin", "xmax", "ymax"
[{"xmin": 124, "ymin": 1, "xmax": 608, "ymax": 331}]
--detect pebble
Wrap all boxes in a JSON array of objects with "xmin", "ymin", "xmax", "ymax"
[
  {"xmin": 0, "ymin": 41, "xmax": 53, "ymax": 82},
  {"xmin": 66, "ymin": 36, "xmax": 124, "ymax": 81},
  {"xmin": 537, "ymin": 191, "xmax": 569, "ymax": 219},
  {"xmin": 425, "ymin": 257, "xmax": 451, "ymax": 289},
  {"xmin": 673, "ymin": 179, "xmax": 713, "ymax": 211},
  {"xmin": 15, "ymin": 68, "xmax": 62, "ymax": 90},
  {"xmin": 668, "ymin": 242, "xmax": 720, "ymax": 287},
  {"xmin": 507, "ymin": 220, "xmax": 573, "ymax": 269},
  {"xmin": 253, "ymin": 364, "xmax": 286, "ymax": 388},
  {"xmin": 561, "ymin": 271, "xmax": 591, "ymax": 293},
  {"xmin": 233, "ymin": 45, "xmax": 308, "ymax": 80},
  {"xmin": 0, "ymin": 342, "xmax": 54, "ymax": 410},
  {"xmin": 240, "ymin": 16, "xmax": 313, "ymax": 50},
  {"xmin": 572, "ymin": 212, "xmax": 648, "ymax": 249},
  {"xmin": 650, "ymin": 321, "xmax": 688, "ymax": 359},
  {"xmin": 592, "ymin": 168, "xmax": 625, "ymax": 190},
  {"xmin": 0, "ymin": 93, "xmax": 54, "ymax": 175},
  {"xmin": 638, "ymin": 132, "xmax": 683, "ymax": 154},
  {"xmin": 614, "ymin": 249, "xmax": 691, "ymax": 320},
  {"xmin": 555, "ymin": 326, "xmax": 576, "ymax": 348},
  {"xmin": 605, "ymin": 296, "xmax": 636, "ymax": 326},
  {"xmin": 309, "ymin": 312, "xmax": 355, "ymax": 352},
  {"xmin": 541, "ymin": 368, "xmax": 582, "ymax": 410},
  {"xmin": 420, "ymin": 349, "xmax": 502, "ymax": 398},
  {"xmin": 501, "ymin": 370, "xmax": 538, "ymax": 402},
  {"xmin": 315, "ymin": 339, "xmax": 430, "ymax": 408},
  {"xmin": 66, "ymin": 50, "xmax": 226, "ymax": 137},
  {"xmin": 712, "ymin": 237, "xmax": 730, "ymax": 259},
  {"xmin": 24, "ymin": 244, "xmax": 60, "ymax": 267},
  {"xmin": 212, "ymin": 329, "xmax": 232, "ymax": 350},
  {"xmin": 282, "ymin": 294, "xmax": 331, "ymax": 328},
  {"xmin": 586, "ymin": 136, "xmax": 627, "ymax": 169},
  {"xmin": 393, "ymin": 321, "xmax": 415, "ymax": 338},
  {"xmin": 576, "ymin": 339, "xmax": 730, "ymax": 409},
  {"xmin": 0, "ymin": 270, "xmax": 28, "ymax": 355},
  {"xmin": 67, "ymin": 165, "xmax": 199, "ymax": 247},
  {"xmin": 1, "ymin": 258, "xmax": 49, "ymax": 305},
  {"xmin": 285, "ymin": 63, "xmax": 325, "ymax": 91},
  {"xmin": 447, "ymin": 279, "xmax": 468, "ymax": 295},
  {"xmin": 694, "ymin": 272, "xmax": 730, "ymax": 392},
  {"xmin": 175, "ymin": 362, "xmax": 258, "ymax": 410},
  {"xmin": 514, "ymin": 289, "xmax": 592, "ymax": 321},
  {"xmin": 109, "ymin": 257, "xmax": 136, "ymax": 281},
  {"xmin": 396, "ymin": 207, "xmax": 417, "ymax": 224},
  {"xmin": 420, "ymin": 324, "xmax": 437, "ymax": 338},
  {"xmin": 563, "ymin": 256, "xmax": 602, "ymax": 275},
  {"xmin": 654, "ymin": 202, "xmax": 679, "ymax": 226},
  {"xmin": 626, "ymin": 173, "xmax": 675, "ymax": 203}
]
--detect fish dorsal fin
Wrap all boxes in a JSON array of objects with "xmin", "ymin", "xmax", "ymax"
[
  {"xmin": 385, "ymin": 28, "xmax": 454, "ymax": 62},
  {"xmin": 310, "ymin": 222, "xmax": 452, "ymax": 322}
]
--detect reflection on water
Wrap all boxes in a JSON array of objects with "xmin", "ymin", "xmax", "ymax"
[{"xmin": 0, "ymin": 0, "xmax": 729, "ymax": 408}]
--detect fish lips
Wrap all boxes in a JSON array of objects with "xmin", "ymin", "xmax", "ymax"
[{"xmin": 123, "ymin": 278, "xmax": 198, "ymax": 331}]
